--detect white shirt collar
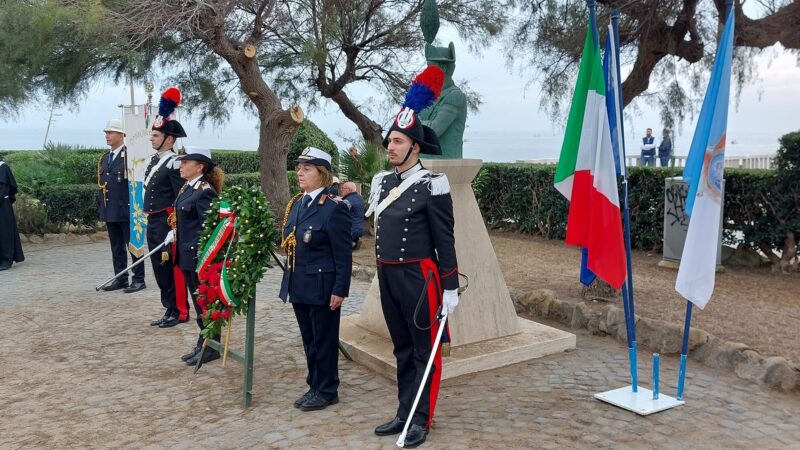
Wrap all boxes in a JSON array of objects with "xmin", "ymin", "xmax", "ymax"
[
  {"xmin": 110, "ymin": 145, "xmax": 124, "ymax": 156},
  {"xmin": 304, "ymin": 187, "xmax": 325, "ymax": 206},
  {"xmin": 157, "ymin": 149, "xmax": 175, "ymax": 159},
  {"xmin": 187, "ymin": 175, "xmax": 203, "ymax": 188},
  {"xmin": 397, "ymin": 161, "xmax": 423, "ymax": 180}
]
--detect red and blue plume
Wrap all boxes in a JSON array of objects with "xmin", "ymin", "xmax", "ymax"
[
  {"xmin": 402, "ymin": 66, "xmax": 444, "ymax": 113},
  {"xmin": 158, "ymin": 87, "xmax": 182, "ymax": 118}
]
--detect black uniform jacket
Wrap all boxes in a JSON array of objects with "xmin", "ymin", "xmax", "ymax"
[
  {"xmin": 174, "ymin": 177, "xmax": 218, "ymax": 272},
  {"xmin": 279, "ymin": 189, "xmax": 352, "ymax": 305},
  {"xmin": 369, "ymin": 163, "xmax": 459, "ymax": 290},
  {"xmin": 143, "ymin": 151, "xmax": 183, "ymax": 214},
  {"xmin": 97, "ymin": 147, "xmax": 130, "ymax": 223}
]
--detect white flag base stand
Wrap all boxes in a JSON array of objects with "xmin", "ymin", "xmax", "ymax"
[{"xmin": 594, "ymin": 386, "xmax": 684, "ymax": 416}]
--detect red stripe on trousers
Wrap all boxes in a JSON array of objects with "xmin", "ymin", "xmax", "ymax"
[
  {"xmin": 171, "ymin": 240, "xmax": 189, "ymax": 321},
  {"xmin": 419, "ymin": 258, "xmax": 444, "ymax": 429}
]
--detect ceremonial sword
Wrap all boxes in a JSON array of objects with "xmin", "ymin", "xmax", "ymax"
[{"xmin": 95, "ymin": 240, "xmax": 169, "ymax": 291}]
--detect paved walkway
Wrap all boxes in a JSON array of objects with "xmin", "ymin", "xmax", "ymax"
[{"xmin": 1, "ymin": 241, "xmax": 798, "ymax": 449}]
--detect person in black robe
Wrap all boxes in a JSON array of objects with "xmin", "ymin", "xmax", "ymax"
[{"xmin": 0, "ymin": 159, "xmax": 25, "ymax": 270}]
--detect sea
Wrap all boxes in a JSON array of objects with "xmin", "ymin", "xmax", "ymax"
[{"xmin": 0, "ymin": 127, "xmax": 784, "ymax": 162}]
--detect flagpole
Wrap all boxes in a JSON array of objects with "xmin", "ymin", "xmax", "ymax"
[
  {"xmin": 611, "ymin": 10, "xmax": 638, "ymax": 392},
  {"xmin": 676, "ymin": 301, "xmax": 693, "ymax": 400},
  {"xmin": 676, "ymin": 0, "xmax": 734, "ymax": 402},
  {"xmin": 587, "ymin": 0, "xmax": 599, "ymax": 49}
]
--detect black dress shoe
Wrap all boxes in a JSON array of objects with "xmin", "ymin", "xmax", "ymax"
[
  {"xmin": 150, "ymin": 315, "xmax": 169, "ymax": 326},
  {"xmin": 298, "ymin": 394, "xmax": 338, "ymax": 411},
  {"xmin": 123, "ymin": 282, "xmax": 146, "ymax": 293},
  {"xmin": 401, "ymin": 424, "xmax": 428, "ymax": 449},
  {"xmin": 294, "ymin": 390, "xmax": 315, "ymax": 409},
  {"xmin": 181, "ymin": 346, "xmax": 201, "ymax": 362},
  {"xmin": 158, "ymin": 317, "xmax": 180, "ymax": 328},
  {"xmin": 186, "ymin": 350, "xmax": 220, "ymax": 366},
  {"xmin": 100, "ymin": 281, "xmax": 128, "ymax": 292},
  {"xmin": 375, "ymin": 417, "xmax": 406, "ymax": 436}
]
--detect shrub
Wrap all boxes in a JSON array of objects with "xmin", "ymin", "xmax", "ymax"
[
  {"xmin": 13, "ymin": 193, "xmax": 59, "ymax": 235},
  {"xmin": 472, "ymin": 163, "xmax": 794, "ymax": 257},
  {"xmin": 288, "ymin": 120, "xmax": 339, "ymax": 171},
  {"xmin": 212, "ymin": 150, "xmax": 259, "ymax": 174},
  {"xmin": 339, "ymin": 140, "xmax": 393, "ymax": 184},
  {"xmin": 34, "ymin": 184, "xmax": 99, "ymax": 230},
  {"xmin": 225, "ymin": 171, "xmax": 300, "ymax": 196}
]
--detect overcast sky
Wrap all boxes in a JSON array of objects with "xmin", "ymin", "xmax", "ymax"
[{"xmin": 2, "ymin": 25, "xmax": 798, "ymax": 159}]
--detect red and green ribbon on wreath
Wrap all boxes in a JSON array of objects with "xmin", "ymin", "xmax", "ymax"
[{"xmin": 196, "ymin": 201, "xmax": 239, "ymax": 315}]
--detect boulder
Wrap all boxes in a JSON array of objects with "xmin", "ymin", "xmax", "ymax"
[
  {"xmin": 29, "ymin": 234, "xmax": 44, "ymax": 244},
  {"xmin": 44, "ymin": 233, "xmax": 67, "ymax": 243},
  {"xmin": 762, "ymin": 357, "xmax": 798, "ymax": 391},
  {"xmin": 726, "ymin": 246, "xmax": 767, "ymax": 268},
  {"xmin": 570, "ymin": 302, "xmax": 592, "ymax": 329},
  {"xmin": 516, "ymin": 289, "xmax": 555, "ymax": 317}
]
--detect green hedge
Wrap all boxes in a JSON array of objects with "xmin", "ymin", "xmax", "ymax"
[
  {"xmin": 35, "ymin": 184, "xmax": 100, "ymax": 230},
  {"xmin": 211, "ymin": 150, "xmax": 259, "ymax": 174},
  {"xmin": 473, "ymin": 163, "xmax": 790, "ymax": 253},
  {"xmin": 26, "ymin": 171, "xmax": 301, "ymax": 232},
  {"xmin": 288, "ymin": 120, "xmax": 340, "ymax": 171}
]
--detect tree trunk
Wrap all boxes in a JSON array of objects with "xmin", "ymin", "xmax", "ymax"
[
  {"xmin": 329, "ymin": 90, "xmax": 384, "ymax": 145},
  {"xmin": 780, "ymin": 231, "xmax": 797, "ymax": 273},
  {"xmin": 204, "ymin": 32, "xmax": 303, "ymax": 217}
]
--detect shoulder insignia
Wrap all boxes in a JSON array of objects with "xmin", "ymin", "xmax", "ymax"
[
  {"xmin": 318, "ymin": 194, "xmax": 328, "ymax": 205},
  {"xmin": 327, "ymin": 193, "xmax": 341, "ymax": 203},
  {"xmin": 423, "ymin": 172, "xmax": 451, "ymax": 196}
]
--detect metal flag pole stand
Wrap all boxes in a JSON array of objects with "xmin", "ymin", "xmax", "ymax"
[
  {"xmin": 592, "ymin": 4, "xmax": 683, "ymax": 415},
  {"xmin": 194, "ymin": 295, "xmax": 257, "ymax": 407}
]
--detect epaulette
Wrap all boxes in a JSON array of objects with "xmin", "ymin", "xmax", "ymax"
[
  {"xmin": 196, "ymin": 181, "xmax": 211, "ymax": 190},
  {"xmin": 327, "ymin": 193, "xmax": 341, "ymax": 203},
  {"xmin": 422, "ymin": 172, "xmax": 450, "ymax": 196}
]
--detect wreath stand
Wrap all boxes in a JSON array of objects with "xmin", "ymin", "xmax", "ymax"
[{"xmin": 194, "ymin": 295, "xmax": 257, "ymax": 408}]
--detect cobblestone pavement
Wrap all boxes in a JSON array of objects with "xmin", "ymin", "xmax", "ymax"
[{"xmin": 1, "ymin": 241, "xmax": 799, "ymax": 449}]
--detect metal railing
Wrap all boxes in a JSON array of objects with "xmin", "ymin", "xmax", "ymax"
[{"xmin": 516, "ymin": 154, "xmax": 775, "ymax": 169}]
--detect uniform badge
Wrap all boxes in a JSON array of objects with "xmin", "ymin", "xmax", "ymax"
[
  {"xmin": 153, "ymin": 115, "xmax": 164, "ymax": 128},
  {"xmin": 396, "ymin": 107, "xmax": 415, "ymax": 129},
  {"xmin": 303, "ymin": 229, "xmax": 313, "ymax": 243}
]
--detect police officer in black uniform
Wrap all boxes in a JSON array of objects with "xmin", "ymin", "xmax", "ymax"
[
  {"xmin": 172, "ymin": 147, "xmax": 224, "ymax": 366},
  {"xmin": 97, "ymin": 118, "xmax": 145, "ymax": 292},
  {"xmin": 279, "ymin": 147, "xmax": 352, "ymax": 412},
  {"xmin": 144, "ymin": 87, "xmax": 188, "ymax": 328},
  {"xmin": 367, "ymin": 66, "xmax": 460, "ymax": 448}
]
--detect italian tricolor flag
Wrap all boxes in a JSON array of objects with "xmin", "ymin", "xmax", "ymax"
[{"xmin": 554, "ymin": 24, "xmax": 626, "ymax": 290}]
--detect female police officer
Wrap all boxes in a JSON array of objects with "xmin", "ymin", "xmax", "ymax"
[
  {"xmin": 279, "ymin": 147, "xmax": 352, "ymax": 411},
  {"xmin": 169, "ymin": 147, "xmax": 225, "ymax": 366}
]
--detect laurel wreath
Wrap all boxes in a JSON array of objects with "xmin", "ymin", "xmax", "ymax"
[{"xmin": 195, "ymin": 185, "xmax": 276, "ymax": 339}]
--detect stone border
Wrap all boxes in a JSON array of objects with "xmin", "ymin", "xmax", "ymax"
[
  {"xmin": 20, "ymin": 232, "xmax": 108, "ymax": 246},
  {"xmin": 511, "ymin": 288, "xmax": 800, "ymax": 394}
]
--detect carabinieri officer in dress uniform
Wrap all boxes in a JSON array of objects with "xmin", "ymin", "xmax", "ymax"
[
  {"xmin": 171, "ymin": 147, "xmax": 224, "ymax": 366},
  {"xmin": 279, "ymin": 147, "xmax": 352, "ymax": 412},
  {"xmin": 143, "ymin": 87, "xmax": 189, "ymax": 329},
  {"xmin": 366, "ymin": 66, "xmax": 459, "ymax": 448},
  {"xmin": 97, "ymin": 118, "xmax": 145, "ymax": 293}
]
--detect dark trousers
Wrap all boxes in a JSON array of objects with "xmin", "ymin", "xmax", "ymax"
[
  {"xmin": 146, "ymin": 214, "xmax": 176, "ymax": 317},
  {"xmin": 106, "ymin": 221, "xmax": 144, "ymax": 285},
  {"xmin": 292, "ymin": 303, "xmax": 341, "ymax": 399},
  {"xmin": 183, "ymin": 269, "xmax": 219, "ymax": 352},
  {"xmin": 659, "ymin": 155, "xmax": 671, "ymax": 167},
  {"xmin": 377, "ymin": 261, "xmax": 443, "ymax": 428}
]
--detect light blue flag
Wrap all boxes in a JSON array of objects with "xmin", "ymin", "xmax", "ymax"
[
  {"xmin": 676, "ymin": 10, "xmax": 735, "ymax": 308},
  {"xmin": 603, "ymin": 30, "xmax": 625, "ymax": 177}
]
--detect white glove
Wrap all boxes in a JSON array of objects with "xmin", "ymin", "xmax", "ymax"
[
  {"xmin": 163, "ymin": 230, "xmax": 175, "ymax": 245},
  {"xmin": 443, "ymin": 289, "xmax": 459, "ymax": 315}
]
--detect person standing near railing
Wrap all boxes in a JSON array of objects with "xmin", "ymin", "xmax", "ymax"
[
  {"xmin": 659, "ymin": 128, "xmax": 673, "ymax": 167},
  {"xmin": 640, "ymin": 127, "xmax": 656, "ymax": 166}
]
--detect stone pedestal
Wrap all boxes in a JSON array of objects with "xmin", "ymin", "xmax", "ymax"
[{"xmin": 339, "ymin": 159, "xmax": 575, "ymax": 380}]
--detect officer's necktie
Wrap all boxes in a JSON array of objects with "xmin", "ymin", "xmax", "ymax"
[
  {"xmin": 299, "ymin": 194, "xmax": 310, "ymax": 217},
  {"xmin": 107, "ymin": 151, "xmax": 114, "ymax": 170}
]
